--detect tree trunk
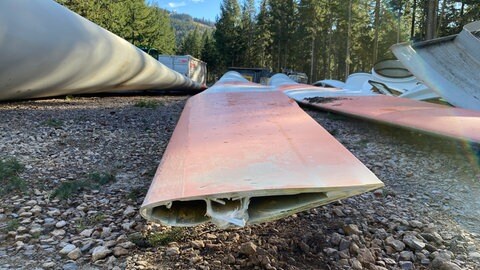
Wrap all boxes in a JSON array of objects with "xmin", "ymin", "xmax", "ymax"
[
  {"xmin": 373, "ymin": 0, "xmax": 381, "ymax": 64},
  {"xmin": 411, "ymin": 0, "xmax": 417, "ymax": 39},
  {"xmin": 345, "ymin": 0, "xmax": 352, "ymax": 81},
  {"xmin": 425, "ymin": 0, "xmax": 437, "ymax": 40}
]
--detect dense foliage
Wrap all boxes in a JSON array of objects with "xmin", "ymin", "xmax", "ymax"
[
  {"xmin": 57, "ymin": 0, "xmax": 478, "ymax": 83},
  {"xmin": 56, "ymin": 0, "xmax": 176, "ymax": 54},
  {"xmin": 213, "ymin": 0, "xmax": 479, "ymax": 82}
]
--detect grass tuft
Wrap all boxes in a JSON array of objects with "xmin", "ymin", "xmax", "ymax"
[
  {"xmin": 43, "ymin": 119, "xmax": 64, "ymax": 128},
  {"xmin": 147, "ymin": 228, "xmax": 186, "ymax": 247},
  {"xmin": 52, "ymin": 171, "xmax": 116, "ymax": 199},
  {"xmin": 88, "ymin": 172, "xmax": 116, "ymax": 186},
  {"xmin": 52, "ymin": 180, "xmax": 90, "ymax": 200},
  {"xmin": 2, "ymin": 219, "xmax": 20, "ymax": 232},
  {"xmin": 134, "ymin": 99, "xmax": 160, "ymax": 109},
  {"xmin": 128, "ymin": 228, "xmax": 186, "ymax": 248},
  {"xmin": 0, "ymin": 157, "xmax": 26, "ymax": 195}
]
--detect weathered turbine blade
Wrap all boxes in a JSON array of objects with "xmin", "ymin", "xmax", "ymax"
[
  {"xmin": 141, "ymin": 72, "xmax": 383, "ymax": 228},
  {"xmin": 0, "ymin": 0, "xmax": 200, "ymax": 101},
  {"xmin": 271, "ymin": 74, "xmax": 480, "ymax": 144},
  {"xmin": 391, "ymin": 21, "xmax": 480, "ymax": 110}
]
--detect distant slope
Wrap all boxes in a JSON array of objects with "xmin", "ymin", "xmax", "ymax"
[{"xmin": 169, "ymin": 12, "xmax": 214, "ymax": 46}]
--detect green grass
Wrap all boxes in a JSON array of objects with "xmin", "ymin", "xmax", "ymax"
[
  {"xmin": 52, "ymin": 171, "xmax": 116, "ymax": 199},
  {"xmin": 2, "ymin": 219, "xmax": 19, "ymax": 232},
  {"xmin": 43, "ymin": 119, "xmax": 64, "ymax": 128},
  {"xmin": 134, "ymin": 99, "xmax": 160, "ymax": 109},
  {"xmin": 65, "ymin": 95, "xmax": 75, "ymax": 101},
  {"xmin": 88, "ymin": 172, "xmax": 116, "ymax": 186},
  {"xmin": 0, "ymin": 157, "xmax": 26, "ymax": 195},
  {"xmin": 126, "ymin": 187, "xmax": 147, "ymax": 201},
  {"xmin": 147, "ymin": 227, "xmax": 186, "ymax": 246},
  {"xmin": 128, "ymin": 228, "xmax": 186, "ymax": 248},
  {"xmin": 51, "ymin": 180, "xmax": 91, "ymax": 199}
]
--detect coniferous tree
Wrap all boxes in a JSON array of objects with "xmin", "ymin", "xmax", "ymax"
[
  {"xmin": 254, "ymin": 0, "xmax": 273, "ymax": 68},
  {"xmin": 215, "ymin": 0, "xmax": 242, "ymax": 68}
]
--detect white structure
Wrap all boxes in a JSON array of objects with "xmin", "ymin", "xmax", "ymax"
[
  {"xmin": 392, "ymin": 21, "xmax": 480, "ymax": 110},
  {"xmin": 158, "ymin": 55, "xmax": 207, "ymax": 86},
  {"xmin": 0, "ymin": 0, "xmax": 200, "ymax": 101}
]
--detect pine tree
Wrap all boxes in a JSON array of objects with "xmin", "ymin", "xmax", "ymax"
[
  {"xmin": 214, "ymin": 0, "xmax": 242, "ymax": 69},
  {"xmin": 254, "ymin": 0, "xmax": 273, "ymax": 68}
]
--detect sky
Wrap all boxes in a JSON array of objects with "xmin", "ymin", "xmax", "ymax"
[{"xmin": 153, "ymin": 0, "xmax": 223, "ymax": 22}]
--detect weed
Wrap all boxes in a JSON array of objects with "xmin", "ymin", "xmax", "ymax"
[
  {"xmin": 127, "ymin": 228, "xmax": 186, "ymax": 248},
  {"xmin": 4, "ymin": 219, "xmax": 19, "ymax": 232},
  {"xmin": 52, "ymin": 171, "xmax": 116, "ymax": 199},
  {"xmin": 43, "ymin": 119, "xmax": 63, "ymax": 128},
  {"xmin": 147, "ymin": 228, "xmax": 186, "ymax": 247},
  {"xmin": 52, "ymin": 180, "xmax": 90, "ymax": 199},
  {"xmin": 65, "ymin": 95, "xmax": 75, "ymax": 101},
  {"xmin": 88, "ymin": 172, "xmax": 116, "ymax": 186},
  {"xmin": 0, "ymin": 157, "xmax": 26, "ymax": 195},
  {"xmin": 127, "ymin": 188, "xmax": 146, "ymax": 201},
  {"xmin": 128, "ymin": 232, "xmax": 151, "ymax": 248},
  {"xmin": 134, "ymin": 99, "xmax": 160, "ymax": 109}
]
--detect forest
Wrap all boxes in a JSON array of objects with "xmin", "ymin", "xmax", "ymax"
[{"xmin": 57, "ymin": 0, "xmax": 479, "ymax": 82}]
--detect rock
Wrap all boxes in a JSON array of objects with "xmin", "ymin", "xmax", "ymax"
[
  {"xmin": 399, "ymin": 251, "xmax": 414, "ymax": 261},
  {"xmin": 468, "ymin": 251, "xmax": 480, "ymax": 260},
  {"xmin": 339, "ymin": 238, "xmax": 351, "ymax": 251},
  {"xmin": 344, "ymin": 224, "xmax": 362, "ymax": 235},
  {"xmin": 350, "ymin": 258, "xmax": 363, "ymax": 270},
  {"xmin": 409, "ymin": 220, "xmax": 423, "ymax": 228},
  {"xmin": 324, "ymin": 248, "xmax": 338, "ymax": 257},
  {"xmin": 385, "ymin": 236, "xmax": 405, "ymax": 252},
  {"xmin": 113, "ymin": 246, "xmax": 128, "ymax": 257},
  {"xmin": 122, "ymin": 221, "xmax": 135, "ymax": 230},
  {"xmin": 59, "ymin": 244, "xmax": 76, "ymax": 255},
  {"xmin": 123, "ymin": 206, "xmax": 136, "ymax": 217},
  {"xmin": 357, "ymin": 248, "xmax": 375, "ymax": 264},
  {"xmin": 399, "ymin": 261, "xmax": 413, "ymax": 270},
  {"xmin": 42, "ymin": 262, "xmax": 56, "ymax": 269},
  {"xmin": 62, "ymin": 262, "xmax": 78, "ymax": 270},
  {"xmin": 47, "ymin": 209, "xmax": 61, "ymax": 216},
  {"xmin": 101, "ymin": 227, "xmax": 112, "ymax": 238},
  {"xmin": 191, "ymin": 240, "xmax": 205, "ymax": 249},
  {"xmin": 31, "ymin": 205, "xmax": 42, "ymax": 215},
  {"xmin": 333, "ymin": 207, "xmax": 345, "ymax": 217},
  {"xmin": 239, "ymin": 242, "xmax": 257, "ymax": 255},
  {"xmin": 330, "ymin": 232, "xmax": 342, "ymax": 245},
  {"xmin": 79, "ymin": 228, "xmax": 93, "ymax": 237},
  {"xmin": 403, "ymin": 235, "xmax": 425, "ymax": 250},
  {"xmin": 91, "ymin": 246, "xmax": 112, "ymax": 262},
  {"xmin": 51, "ymin": 229, "xmax": 66, "ymax": 237},
  {"xmin": 165, "ymin": 246, "xmax": 180, "ymax": 256},
  {"xmin": 67, "ymin": 248, "xmax": 82, "ymax": 260},
  {"xmin": 438, "ymin": 261, "xmax": 462, "ymax": 270},
  {"xmin": 56, "ymin": 220, "xmax": 67, "ymax": 228}
]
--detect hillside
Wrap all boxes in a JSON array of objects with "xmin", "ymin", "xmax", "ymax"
[{"xmin": 169, "ymin": 12, "xmax": 215, "ymax": 46}]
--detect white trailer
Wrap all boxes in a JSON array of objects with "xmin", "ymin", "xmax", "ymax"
[{"xmin": 158, "ymin": 55, "xmax": 207, "ymax": 86}]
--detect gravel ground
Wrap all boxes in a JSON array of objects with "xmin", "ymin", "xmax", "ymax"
[{"xmin": 0, "ymin": 95, "xmax": 479, "ymax": 270}]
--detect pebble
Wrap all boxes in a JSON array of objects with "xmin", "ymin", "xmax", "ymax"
[
  {"xmin": 67, "ymin": 248, "xmax": 82, "ymax": 260},
  {"xmin": 59, "ymin": 244, "xmax": 76, "ymax": 255},
  {"xmin": 56, "ymin": 220, "xmax": 67, "ymax": 228},
  {"xmin": 1, "ymin": 97, "xmax": 479, "ymax": 270},
  {"xmin": 165, "ymin": 246, "xmax": 180, "ymax": 256},
  {"xmin": 91, "ymin": 246, "xmax": 112, "ymax": 262},
  {"xmin": 239, "ymin": 242, "xmax": 257, "ymax": 255}
]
